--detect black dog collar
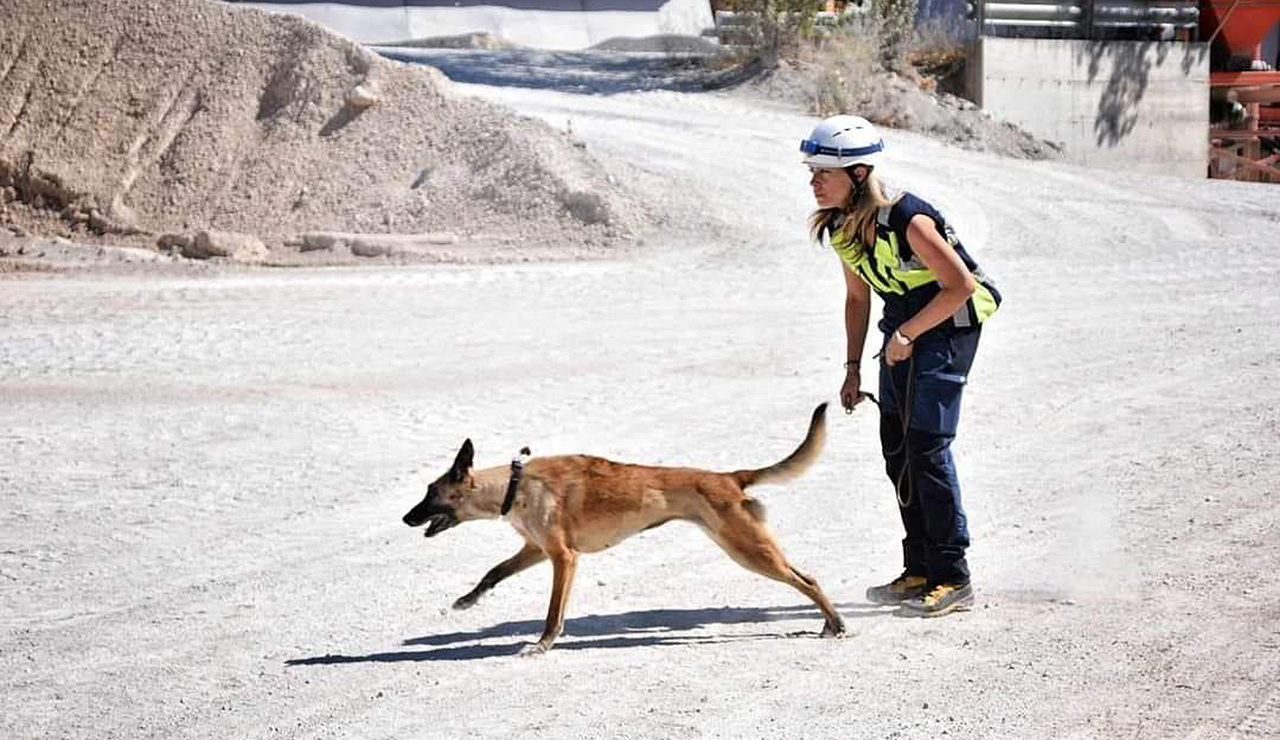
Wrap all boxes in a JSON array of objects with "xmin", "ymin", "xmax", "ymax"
[{"xmin": 501, "ymin": 446, "xmax": 531, "ymax": 516}]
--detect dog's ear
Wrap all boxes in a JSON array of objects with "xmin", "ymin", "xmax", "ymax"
[{"xmin": 450, "ymin": 438, "xmax": 474, "ymax": 481}]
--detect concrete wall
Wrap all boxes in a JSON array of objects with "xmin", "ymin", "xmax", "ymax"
[
  {"xmin": 226, "ymin": 1, "xmax": 716, "ymax": 49},
  {"xmin": 968, "ymin": 37, "xmax": 1210, "ymax": 178}
]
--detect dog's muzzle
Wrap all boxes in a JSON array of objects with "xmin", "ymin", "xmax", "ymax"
[
  {"xmin": 403, "ymin": 504, "xmax": 458, "ymax": 538},
  {"xmin": 420, "ymin": 513, "xmax": 458, "ymax": 537}
]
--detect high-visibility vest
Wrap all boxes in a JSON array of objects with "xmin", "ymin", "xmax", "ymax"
[{"xmin": 830, "ymin": 191, "xmax": 1001, "ymax": 334}]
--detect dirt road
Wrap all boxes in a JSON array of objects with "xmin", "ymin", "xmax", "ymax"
[{"xmin": 3, "ymin": 85, "xmax": 1279, "ymax": 739}]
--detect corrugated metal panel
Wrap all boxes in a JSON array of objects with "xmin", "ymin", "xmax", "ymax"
[{"xmin": 972, "ymin": 0, "xmax": 1200, "ymax": 38}]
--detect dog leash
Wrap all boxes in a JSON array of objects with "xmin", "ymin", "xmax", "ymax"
[
  {"xmin": 856, "ymin": 346, "xmax": 915, "ymax": 508},
  {"xmin": 500, "ymin": 446, "xmax": 531, "ymax": 516},
  {"xmin": 876, "ymin": 347, "xmax": 918, "ymax": 509},
  {"xmin": 845, "ymin": 391, "xmax": 880, "ymax": 413}
]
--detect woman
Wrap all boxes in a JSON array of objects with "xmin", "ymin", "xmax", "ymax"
[{"xmin": 802, "ymin": 115, "xmax": 1001, "ymax": 617}]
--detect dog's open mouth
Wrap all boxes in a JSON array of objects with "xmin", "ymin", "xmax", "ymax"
[{"xmin": 423, "ymin": 514, "xmax": 458, "ymax": 538}]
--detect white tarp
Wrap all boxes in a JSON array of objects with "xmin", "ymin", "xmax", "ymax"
[{"xmin": 227, "ymin": 0, "xmax": 716, "ymax": 49}]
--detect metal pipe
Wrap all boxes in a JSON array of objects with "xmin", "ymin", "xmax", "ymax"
[
  {"xmin": 1091, "ymin": 19, "xmax": 1200, "ymax": 26},
  {"xmin": 984, "ymin": 3, "xmax": 1083, "ymax": 19},
  {"xmin": 982, "ymin": 2, "xmax": 1200, "ymax": 17},
  {"xmin": 1093, "ymin": 6, "xmax": 1199, "ymax": 19},
  {"xmin": 985, "ymin": 2, "xmax": 1083, "ymax": 13},
  {"xmin": 979, "ymin": 0, "xmax": 1204, "ymax": 32},
  {"xmin": 983, "ymin": 17, "xmax": 1084, "ymax": 25}
]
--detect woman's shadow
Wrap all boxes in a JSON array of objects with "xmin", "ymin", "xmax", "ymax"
[{"xmin": 286, "ymin": 601, "xmax": 882, "ymax": 664}]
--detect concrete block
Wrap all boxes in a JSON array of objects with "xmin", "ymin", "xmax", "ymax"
[{"xmin": 969, "ymin": 37, "xmax": 1209, "ymax": 178}]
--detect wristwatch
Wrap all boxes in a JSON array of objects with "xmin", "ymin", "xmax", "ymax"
[{"xmin": 893, "ymin": 329, "xmax": 914, "ymax": 346}]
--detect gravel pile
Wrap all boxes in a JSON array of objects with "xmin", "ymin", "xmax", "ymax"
[{"xmin": 0, "ymin": 0, "xmax": 639, "ymax": 259}]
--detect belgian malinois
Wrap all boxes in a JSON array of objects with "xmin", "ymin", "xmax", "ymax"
[{"xmin": 402, "ymin": 403, "xmax": 844, "ymax": 655}]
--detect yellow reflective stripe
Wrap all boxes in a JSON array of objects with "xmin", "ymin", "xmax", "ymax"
[
  {"xmin": 879, "ymin": 232, "xmax": 934, "ymax": 293},
  {"xmin": 837, "ymin": 230, "xmax": 997, "ymax": 311},
  {"xmin": 831, "ymin": 217, "xmax": 1001, "ymax": 326},
  {"xmin": 830, "ymin": 231, "xmax": 862, "ymax": 266},
  {"xmin": 854, "ymin": 250, "xmax": 894, "ymax": 293},
  {"xmin": 833, "ymin": 232, "xmax": 894, "ymax": 293},
  {"xmin": 860, "ymin": 261, "xmax": 894, "ymax": 293},
  {"xmin": 971, "ymin": 282, "xmax": 999, "ymax": 323},
  {"xmin": 870, "ymin": 234, "xmax": 904, "ymax": 294}
]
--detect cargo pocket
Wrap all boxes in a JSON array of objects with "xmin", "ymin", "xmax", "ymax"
[{"xmin": 909, "ymin": 339, "xmax": 968, "ymax": 436}]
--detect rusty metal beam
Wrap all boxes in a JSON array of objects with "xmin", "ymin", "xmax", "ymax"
[{"xmin": 1211, "ymin": 71, "xmax": 1280, "ymax": 86}]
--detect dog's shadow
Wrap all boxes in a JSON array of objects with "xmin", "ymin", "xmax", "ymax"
[{"xmin": 287, "ymin": 601, "xmax": 882, "ymax": 664}]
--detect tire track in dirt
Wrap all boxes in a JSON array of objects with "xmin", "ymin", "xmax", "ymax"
[
  {"xmin": 1, "ymin": 63, "xmax": 37, "ymax": 141},
  {"xmin": 54, "ymin": 31, "xmax": 126, "ymax": 142},
  {"xmin": 211, "ymin": 138, "xmax": 248, "ymax": 226},
  {"xmin": 118, "ymin": 67, "xmax": 201, "ymax": 204},
  {"xmin": 4, "ymin": 0, "xmax": 632, "ymax": 249},
  {"xmin": 0, "ymin": 29, "xmax": 27, "ymax": 92}
]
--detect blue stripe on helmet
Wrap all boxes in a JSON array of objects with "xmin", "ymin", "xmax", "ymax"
[{"xmin": 799, "ymin": 139, "xmax": 885, "ymax": 158}]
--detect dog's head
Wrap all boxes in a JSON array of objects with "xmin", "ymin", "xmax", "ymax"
[{"xmin": 402, "ymin": 439, "xmax": 479, "ymax": 538}]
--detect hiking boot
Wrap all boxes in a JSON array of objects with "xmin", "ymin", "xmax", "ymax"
[
  {"xmin": 898, "ymin": 582, "xmax": 975, "ymax": 618},
  {"xmin": 866, "ymin": 572, "xmax": 929, "ymax": 605}
]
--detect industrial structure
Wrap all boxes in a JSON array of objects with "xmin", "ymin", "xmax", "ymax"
[
  {"xmin": 230, "ymin": 1, "xmax": 1277, "ymax": 181},
  {"xmin": 1202, "ymin": 0, "xmax": 1280, "ymax": 182},
  {"xmin": 965, "ymin": 0, "xmax": 1278, "ymax": 181}
]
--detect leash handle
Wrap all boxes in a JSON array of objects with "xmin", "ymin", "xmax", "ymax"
[
  {"xmin": 844, "ymin": 391, "xmax": 880, "ymax": 414},
  {"xmin": 500, "ymin": 446, "xmax": 531, "ymax": 516}
]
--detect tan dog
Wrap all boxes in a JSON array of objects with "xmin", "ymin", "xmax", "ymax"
[{"xmin": 402, "ymin": 403, "xmax": 844, "ymax": 655}]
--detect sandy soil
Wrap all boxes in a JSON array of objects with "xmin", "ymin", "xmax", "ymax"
[
  {"xmin": 5, "ymin": 12, "xmax": 1280, "ymax": 740},
  {"xmin": 0, "ymin": 0, "xmax": 639, "ymax": 255}
]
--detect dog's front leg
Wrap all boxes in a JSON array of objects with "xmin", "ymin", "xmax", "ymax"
[
  {"xmin": 454, "ymin": 542, "xmax": 547, "ymax": 610},
  {"xmin": 519, "ymin": 549, "xmax": 578, "ymax": 657}
]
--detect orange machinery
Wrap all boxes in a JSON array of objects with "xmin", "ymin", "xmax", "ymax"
[{"xmin": 1202, "ymin": 0, "xmax": 1280, "ymax": 181}]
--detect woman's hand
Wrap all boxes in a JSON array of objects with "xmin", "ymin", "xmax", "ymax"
[
  {"xmin": 840, "ymin": 262, "xmax": 872, "ymax": 411},
  {"xmin": 840, "ymin": 368, "xmax": 865, "ymax": 412},
  {"xmin": 884, "ymin": 329, "xmax": 915, "ymax": 366}
]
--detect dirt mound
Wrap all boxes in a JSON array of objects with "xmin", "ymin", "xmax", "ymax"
[
  {"xmin": 730, "ymin": 59, "xmax": 1060, "ymax": 161},
  {"xmin": 843, "ymin": 68, "xmax": 1061, "ymax": 159},
  {"xmin": 0, "ymin": 0, "xmax": 637, "ymax": 254},
  {"xmin": 727, "ymin": 46, "xmax": 1064, "ymax": 160}
]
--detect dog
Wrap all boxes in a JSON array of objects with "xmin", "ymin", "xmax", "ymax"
[{"xmin": 401, "ymin": 403, "xmax": 845, "ymax": 655}]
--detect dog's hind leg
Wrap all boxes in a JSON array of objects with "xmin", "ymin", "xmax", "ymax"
[
  {"xmin": 520, "ymin": 548, "xmax": 578, "ymax": 656},
  {"xmin": 453, "ymin": 542, "xmax": 547, "ymax": 611},
  {"xmin": 704, "ymin": 514, "xmax": 847, "ymax": 637},
  {"xmin": 778, "ymin": 562, "xmax": 847, "ymax": 638}
]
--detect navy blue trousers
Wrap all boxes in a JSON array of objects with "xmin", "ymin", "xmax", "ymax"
[{"xmin": 877, "ymin": 328, "xmax": 981, "ymax": 586}]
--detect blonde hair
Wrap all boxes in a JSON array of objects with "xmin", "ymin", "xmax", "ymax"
[{"xmin": 808, "ymin": 171, "xmax": 896, "ymax": 254}]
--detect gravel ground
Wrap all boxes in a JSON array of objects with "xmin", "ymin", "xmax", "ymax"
[{"xmin": 4, "ymin": 28, "xmax": 1280, "ymax": 740}]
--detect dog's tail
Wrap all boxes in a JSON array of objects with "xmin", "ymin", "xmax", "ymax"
[{"xmin": 731, "ymin": 403, "xmax": 828, "ymax": 490}]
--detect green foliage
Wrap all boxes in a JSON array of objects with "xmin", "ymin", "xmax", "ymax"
[
  {"xmin": 873, "ymin": 0, "xmax": 918, "ymax": 61},
  {"xmin": 721, "ymin": 0, "xmax": 828, "ymax": 63},
  {"xmin": 791, "ymin": 13, "xmax": 968, "ymax": 126}
]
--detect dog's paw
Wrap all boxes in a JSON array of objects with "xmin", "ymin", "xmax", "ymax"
[
  {"xmin": 517, "ymin": 642, "xmax": 549, "ymax": 658},
  {"xmin": 821, "ymin": 622, "xmax": 848, "ymax": 639},
  {"xmin": 452, "ymin": 595, "xmax": 477, "ymax": 610}
]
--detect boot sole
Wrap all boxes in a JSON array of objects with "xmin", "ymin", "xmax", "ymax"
[
  {"xmin": 898, "ymin": 596, "xmax": 975, "ymax": 618},
  {"xmin": 866, "ymin": 591, "xmax": 928, "ymax": 605}
]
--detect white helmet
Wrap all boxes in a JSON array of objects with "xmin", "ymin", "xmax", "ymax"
[{"xmin": 800, "ymin": 115, "xmax": 885, "ymax": 169}]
